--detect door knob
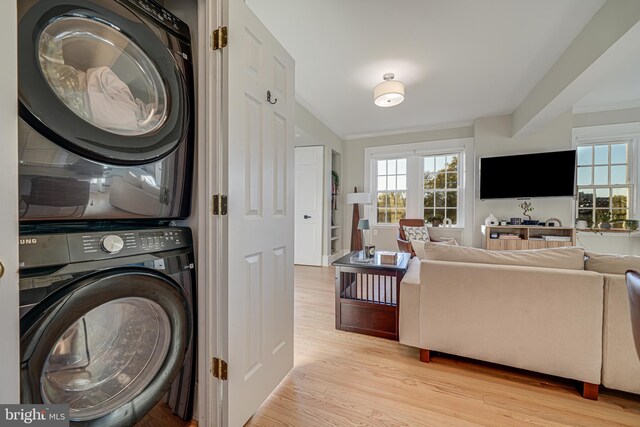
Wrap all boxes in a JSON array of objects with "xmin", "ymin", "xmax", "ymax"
[
  {"xmin": 304, "ymin": 215, "xmax": 311, "ymax": 219},
  {"xmin": 0, "ymin": 261, "xmax": 4, "ymax": 278}
]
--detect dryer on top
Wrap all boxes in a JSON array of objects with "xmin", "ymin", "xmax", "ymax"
[{"xmin": 18, "ymin": 0, "xmax": 194, "ymax": 222}]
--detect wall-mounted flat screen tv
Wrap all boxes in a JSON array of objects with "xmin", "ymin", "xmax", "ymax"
[{"xmin": 480, "ymin": 150, "xmax": 576, "ymax": 199}]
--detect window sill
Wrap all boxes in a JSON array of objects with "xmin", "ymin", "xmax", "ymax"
[{"xmin": 577, "ymin": 230, "xmax": 640, "ymax": 237}]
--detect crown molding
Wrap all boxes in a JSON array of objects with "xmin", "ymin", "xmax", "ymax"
[
  {"xmin": 344, "ymin": 120, "xmax": 474, "ymax": 141},
  {"xmin": 572, "ymin": 99, "xmax": 640, "ymax": 114},
  {"xmin": 294, "ymin": 93, "xmax": 346, "ymax": 140}
]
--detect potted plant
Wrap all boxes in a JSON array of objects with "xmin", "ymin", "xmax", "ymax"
[
  {"xmin": 596, "ymin": 210, "xmax": 612, "ymax": 230},
  {"xmin": 428, "ymin": 215, "xmax": 444, "ymax": 227},
  {"xmin": 518, "ymin": 201, "xmax": 536, "ymax": 225}
]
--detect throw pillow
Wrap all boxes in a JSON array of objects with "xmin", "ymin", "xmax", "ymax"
[
  {"xmin": 585, "ymin": 251, "xmax": 640, "ymax": 275},
  {"xmin": 411, "ymin": 238, "xmax": 458, "ymax": 260},
  {"xmin": 403, "ymin": 226, "xmax": 430, "ymax": 241},
  {"xmin": 422, "ymin": 244, "xmax": 586, "ymax": 270}
]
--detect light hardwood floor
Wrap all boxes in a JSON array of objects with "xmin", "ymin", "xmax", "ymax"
[{"xmin": 245, "ymin": 265, "xmax": 640, "ymax": 426}]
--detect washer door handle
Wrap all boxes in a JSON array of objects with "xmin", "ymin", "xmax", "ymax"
[{"xmin": 0, "ymin": 261, "xmax": 4, "ymax": 278}]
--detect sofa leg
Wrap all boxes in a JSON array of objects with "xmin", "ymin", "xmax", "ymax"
[
  {"xmin": 582, "ymin": 382, "xmax": 599, "ymax": 400},
  {"xmin": 419, "ymin": 349, "xmax": 430, "ymax": 363}
]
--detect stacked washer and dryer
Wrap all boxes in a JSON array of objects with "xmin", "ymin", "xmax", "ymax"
[{"xmin": 17, "ymin": 1, "xmax": 197, "ymax": 425}]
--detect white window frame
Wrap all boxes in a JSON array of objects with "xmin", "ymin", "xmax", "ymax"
[
  {"xmin": 373, "ymin": 157, "xmax": 409, "ymax": 224},
  {"xmin": 364, "ymin": 138, "xmax": 474, "ymax": 243},
  {"xmin": 575, "ymin": 140, "xmax": 634, "ymax": 226},
  {"xmin": 421, "ymin": 152, "xmax": 462, "ymax": 226},
  {"xmin": 572, "ymin": 123, "xmax": 640, "ymax": 224}
]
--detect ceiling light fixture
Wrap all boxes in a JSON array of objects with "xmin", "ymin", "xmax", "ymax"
[{"xmin": 374, "ymin": 73, "xmax": 405, "ymax": 107}]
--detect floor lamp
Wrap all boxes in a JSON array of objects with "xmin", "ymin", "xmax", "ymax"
[{"xmin": 346, "ymin": 188, "xmax": 372, "ymax": 251}]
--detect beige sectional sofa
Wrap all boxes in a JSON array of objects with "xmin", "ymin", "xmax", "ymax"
[
  {"xmin": 399, "ymin": 244, "xmax": 640, "ymax": 400},
  {"xmin": 588, "ymin": 252, "xmax": 640, "ymax": 395}
]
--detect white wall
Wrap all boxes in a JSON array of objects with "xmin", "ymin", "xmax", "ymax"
[
  {"xmin": 473, "ymin": 112, "xmax": 575, "ymax": 247},
  {"xmin": 295, "ymin": 102, "xmax": 345, "ymax": 261},
  {"xmin": 338, "ymin": 107, "xmax": 639, "ymax": 255},
  {"xmin": 342, "ymin": 126, "xmax": 474, "ymax": 251}
]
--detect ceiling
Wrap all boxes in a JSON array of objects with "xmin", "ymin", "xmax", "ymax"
[{"xmin": 247, "ymin": 0, "xmax": 616, "ymax": 139}]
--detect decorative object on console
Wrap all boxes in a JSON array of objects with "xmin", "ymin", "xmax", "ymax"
[
  {"xmin": 519, "ymin": 201, "xmax": 534, "ymax": 219},
  {"xmin": 484, "ymin": 213, "xmax": 498, "ymax": 226},
  {"xmin": 379, "ymin": 251, "xmax": 399, "ymax": 265},
  {"xmin": 510, "ymin": 217, "xmax": 522, "ymax": 225},
  {"xmin": 545, "ymin": 217, "xmax": 562, "ymax": 227},
  {"xmin": 364, "ymin": 245, "xmax": 376, "ymax": 258},
  {"xmin": 499, "ymin": 220, "xmax": 508, "ymax": 226},
  {"xmin": 626, "ymin": 220, "xmax": 639, "ymax": 231},
  {"xmin": 346, "ymin": 189, "xmax": 371, "ymax": 251},
  {"xmin": 576, "ymin": 220, "xmax": 589, "ymax": 229}
]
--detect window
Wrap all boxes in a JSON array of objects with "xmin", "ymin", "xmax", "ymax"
[
  {"xmin": 423, "ymin": 153, "xmax": 460, "ymax": 224},
  {"xmin": 576, "ymin": 141, "xmax": 631, "ymax": 227},
  {"xmin": 366, "ymin": 138, "xmax": 471, "ymax": 229},
  {"xmin": 375, "ymin": 158, "xmax": 407, "ymax": 223}
]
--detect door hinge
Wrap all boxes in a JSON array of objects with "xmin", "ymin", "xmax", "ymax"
[
  {"xmin": 212, "ymin": 357, "xmax": 228, "ymax": 380},
  {"xmin": 212, "ymin": 26, "xmax": 228, "ymax": 50},
  {"xmin": 212, "ymin": 194, "xmax": 228, "ymax": 216}
]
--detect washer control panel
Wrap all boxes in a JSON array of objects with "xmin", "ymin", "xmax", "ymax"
[{"xmin": 100, "ymin": 235, "xmax": 125, "ymax": 254}]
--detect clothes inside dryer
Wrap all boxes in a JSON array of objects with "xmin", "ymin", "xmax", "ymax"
[
  {"xmin": 18, "ymin": 0, "xmax": 194, "ymax": 222},
  {"xmin": 39, "ymin": 17, "xmax": 167, "ymax": 136}
]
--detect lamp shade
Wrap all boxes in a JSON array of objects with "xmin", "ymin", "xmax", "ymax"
[
  {"xmin": 357, "ymin": 219, "xmax": 370, "ymax": 230},
  {"xmin": 374, "ymin": 75, "xmax": 405, "ymax": 107},
  {"xmin": 346, "ymin": 192, "xmax": 372, "ymax": 205}
]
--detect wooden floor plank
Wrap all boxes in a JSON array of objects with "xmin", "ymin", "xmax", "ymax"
[{"xmin": 246, "ymin": 265, "xmax": 640, "ymax": 426}]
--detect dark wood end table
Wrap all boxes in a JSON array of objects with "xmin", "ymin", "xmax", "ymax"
[{"xmin": 333, "ymin": 251, "xmax": 410, "ymax": 340}]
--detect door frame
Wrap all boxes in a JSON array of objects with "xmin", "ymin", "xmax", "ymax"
[{"xmin": 0, "ymin": 0, "xmax": 20, "ymax": 403}]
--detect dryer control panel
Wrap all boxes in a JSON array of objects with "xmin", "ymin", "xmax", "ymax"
[
  {"xmin": 122, "ymin": 0, "xmax": 191, "ymax": 42},
  {"xmin": 19, "ymin": 228, "xmax": 193, "ymax": 268}
]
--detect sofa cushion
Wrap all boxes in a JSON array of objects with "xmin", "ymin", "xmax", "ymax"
[
  {"xmin": 423, "ymin": 244, "xmax": 585, "ymax": 270},
  {"xmin": 410, "ymin": 238, "xmax": 458, "ymax": 260},
  {"xmin": 585, "ymin": 251, "xmax": 640, "ymax": 275},
  {"xmin": 601, "ymin": 274, "xmax": 640, "ymax": 394},
  {"xmin": 403, "ymin": 225, "xmax": 430, "ymax": 241}
]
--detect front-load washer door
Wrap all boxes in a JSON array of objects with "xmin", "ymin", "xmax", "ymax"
[
  {"xmin": 20, "ymin": 268, "xmax": 191, "ymax": 426},
  {"xmin": 18, "ymin": 0, "xmax": 190, "ymax": 165}
]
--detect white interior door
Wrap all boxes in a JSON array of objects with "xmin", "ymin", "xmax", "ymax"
[
  {"xmin": 294, "ymin": 146, "xmax": 324, "ymax": 266},
  {"xmin": 0, "ymin": 1, "xmax": 20, "ymax": 403},
  {"xmin": 222, "ymin": 0, "xmax": 295, "ymax": 425}
]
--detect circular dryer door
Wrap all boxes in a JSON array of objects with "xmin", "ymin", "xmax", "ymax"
[
  {"xmin": 20, "ymin": 269, "xmax": 191, "ymax": 426},
  {"xmin": 18, "ymin": 0, "xmax": 190, "ymax": 165}
]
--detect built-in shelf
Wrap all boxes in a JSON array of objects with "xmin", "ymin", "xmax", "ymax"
[
  {"xmin": 482, "ymin": 225, "xmax": 576, "ymax": 251},
  {"xmin": 327, "ymin": 149, "xmax": 342, "ymax": 266}
]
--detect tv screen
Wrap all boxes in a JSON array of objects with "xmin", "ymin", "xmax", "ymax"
[{"xmin": 480, "ymin": 150, "xmax": 576, "ymax": 199}]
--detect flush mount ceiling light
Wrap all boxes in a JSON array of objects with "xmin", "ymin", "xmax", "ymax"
[{"xmin": 374, "ymin": 73, "xmax": 405, "ymax": 107}]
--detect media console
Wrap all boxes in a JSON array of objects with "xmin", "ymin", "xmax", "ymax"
[{"xmin": 482, "ymin": 225, "xmax": 576, "ymax": 251}]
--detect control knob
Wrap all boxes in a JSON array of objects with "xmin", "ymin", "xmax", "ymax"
[{"xmin": 100, "ymin": 235, "xmax": 124, "ymax": 254}]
